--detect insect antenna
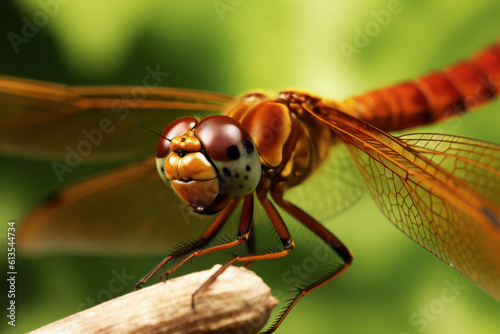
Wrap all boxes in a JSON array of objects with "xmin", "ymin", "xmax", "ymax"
[{"xmin": 133, "ymin": 123, "xmax": 171, "ymax": 141}]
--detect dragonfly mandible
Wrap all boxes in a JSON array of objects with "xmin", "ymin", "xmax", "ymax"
[{"xmin": 1, "ymin": 41, "xmax": 499, "ymax": 333}]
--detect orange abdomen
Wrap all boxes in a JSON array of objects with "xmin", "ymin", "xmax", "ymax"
[{"xmin": 339, "ymin": 42, "xmax": 500, "ymax": 132}]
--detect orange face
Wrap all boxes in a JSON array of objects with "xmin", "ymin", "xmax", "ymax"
[{"xmin": 163, "ymin": 130, "xmax": 220, "ymax": 211}]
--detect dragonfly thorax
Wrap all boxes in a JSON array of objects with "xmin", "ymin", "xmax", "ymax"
[{"xmin": 227, "ymin": 91, "xmax": 332, "ymax": 189}]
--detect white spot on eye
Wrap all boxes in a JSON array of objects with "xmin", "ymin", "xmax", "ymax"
[{"xmin": 211, "ymin": 140, "xmax": 261, "ymax": 197}]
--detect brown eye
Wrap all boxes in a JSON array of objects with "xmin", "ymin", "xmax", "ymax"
[
  {"xmin": 195, "ymin": 115, "xmax": 252, "ymax": 161},
  {"xmin": 156, "ymin": 116, "xmax": 198, "ymax": 158},
  {"xmin": 195, "ymin": 115, "xmax": 261, "ymax": 198}
]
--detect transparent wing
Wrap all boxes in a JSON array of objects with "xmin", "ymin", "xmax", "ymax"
[
  {"xmin": 307, "ymin": 104, "xmax": 500, "ymax": 299},
  {"xmin": 18, "ymin": 157, "xmax": 215, "ymax": 255},
  {"xmin": 285, "ymin": 143, "xmax": 365, "ymax": 222},
  {"xmin": 0, "ymin": 75, "xmax": 233, "ymax": 161},
  {"xmin": 399, "ymin": 133, "xmax": 500, "ymax": 205},
  {"xmin": 1, "ymin": 75, "xmax": 233, "ymax": 253}
]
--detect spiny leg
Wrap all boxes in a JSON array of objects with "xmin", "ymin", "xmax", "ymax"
[
  {"xmin": 158, "ymin": 194, "xmax": 255, "ymax": 283},
  {"xmin": 192, "ymin": 192, "xmax": 295, "ymax": 308},
  {"xmin": 262, "ymin": 187, "xmax": 353, "ymax": 333},
  {"xmin": 135, "ymin": 197, "xmax": 240, "ymax": 290},
  {"xmin": 243, "ymin": 226, "xmax": 257, "ymax": 269}
]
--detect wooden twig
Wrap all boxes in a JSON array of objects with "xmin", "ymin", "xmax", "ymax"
[{"xmin": 29, "ymin": 265, "xmax": 278, "ymax": 334}]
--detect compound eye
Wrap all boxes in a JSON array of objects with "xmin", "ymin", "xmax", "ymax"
[
  {"xmin": 195, "ymin": 115, "xmax": 261, "ymax": 197},
  {"xmin": 194, "ymin": 115, "xmax": 250, "ymax": 161},
  {"xmin": 156, "ymin": 117, "xmax": 198, "ymax": 159}
]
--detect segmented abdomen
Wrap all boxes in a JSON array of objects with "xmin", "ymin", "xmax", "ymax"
[{"xmin": 338, "ymin": 41, "xmax": 500, "ymax": 132}]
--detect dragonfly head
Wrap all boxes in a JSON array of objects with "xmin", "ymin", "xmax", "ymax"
[{"xmin": 156, "ymin": 115, "xmax": 261, "ymax": 215}]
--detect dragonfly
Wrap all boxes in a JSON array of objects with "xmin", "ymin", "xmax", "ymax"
[{"xmin": 1, "ymin": 41, "xmax": 499, "ymax": 333}]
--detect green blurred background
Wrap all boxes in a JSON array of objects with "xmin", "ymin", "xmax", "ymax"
[{"xmin": 1, "ymin": 1, "xmax": 500, "ymax": 333}]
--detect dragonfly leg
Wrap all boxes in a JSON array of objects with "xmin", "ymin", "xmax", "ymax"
[
  {"xmin": 135, "ymin": 197, "xmax": 241, "ymax": 290},
  {"xmin": 260, "ymin": 187, "xmax": 353, "ymax": 333},
  {"xmin": 191, "ymin": 192, "xmax": 295, "ymax": 308},
  {"xmin": 243, "ymin": 227, "xmax": 257, "ymax": 269},
  {"xmin": 136, "ymin": 194, "xmax": 256, "ymax": 289},
  {"xmin": 159, "ymin": 194, "xmax": 254, "ymax": 279}
]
